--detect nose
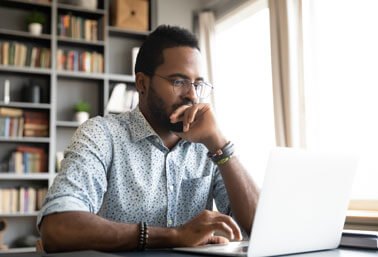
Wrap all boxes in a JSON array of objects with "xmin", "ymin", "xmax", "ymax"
[{"xmin": 184, "ymin": 83, "xmax": 198, "ymax": 103}]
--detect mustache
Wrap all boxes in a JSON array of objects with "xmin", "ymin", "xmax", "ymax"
[{"xmin": 172, "ymin": 99, "xmax": 195, "ymax": 110}]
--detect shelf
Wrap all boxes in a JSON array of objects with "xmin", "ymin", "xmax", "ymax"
[
  {"xmin": 108, "ymin": 26, "xmax": 150, "ymax": 39},
  {"xmin": 0, "ymin": 247, "xmax": 36, "ymax": 253},
  {"xmin": 0, "ymin": 102, "xmax": 50, "ymax": 109},
  {"xmin": 57, "ymin": 3, "xmax": 105, "ymax": 16},
  {"xmin": 57, "ymin": 36, "xmax": 105, "ymax": 47},
  {"xmin": 0, "ymin": 65, "xmax": 51, "ymax": 75},
  {"xmin": 56, "ymin": 121, "xmax": 81, "ymax": 128},
  {"xmin": 108, "ymin": 73, "xmax": 135, "ymax": 83},
  {"xmin": 57, "ymin": 71, "xmax": 105, "ymax": 80},
  {"xmin": 0, "ymin": 28, "xmax": 51, "ymax": 42},
  {"xmin": 0, "ymin": 173, "xmax": 49, "ymax": 180},
  {"xmin": 0, "ymin": 0, "xmax": 51, "ymax": 10},
  {"xmin": 0, "ymin": 137, "xmax": 50, "ymax": 143},
  {"xmin": 0, "ymin": 212, "xmax": 39, "ymax": 217}
]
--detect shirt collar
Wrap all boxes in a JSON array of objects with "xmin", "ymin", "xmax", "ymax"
[{"xmin": 128, "ymin": 106, "xmax": 158, "ymax": 143}]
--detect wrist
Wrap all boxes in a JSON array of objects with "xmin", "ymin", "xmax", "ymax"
[
  {"xmin": 147, "ymin": 226, "xmax": 180, "ymax": 248},
  {"xmin": 203, "ymin": 131, "xmax": 228, "ymax": 153}
]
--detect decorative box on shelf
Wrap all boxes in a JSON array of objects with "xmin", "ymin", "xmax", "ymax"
[{"xmin": 110, "ymin": 0, "xmax": 149, "ymax": 31}]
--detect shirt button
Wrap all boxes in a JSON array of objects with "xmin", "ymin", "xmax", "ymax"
[
  {"xmin": 168, "ymin": 219, "xmax": 173, "ymax": 225},
  {"xmin": 169, "ymin": 185, "xmax": 174, "ymax": 191}
]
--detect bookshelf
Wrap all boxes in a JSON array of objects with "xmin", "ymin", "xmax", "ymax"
[{"xmin": 0, "ymin": 0, "xmax": 152, "ymax": 251}]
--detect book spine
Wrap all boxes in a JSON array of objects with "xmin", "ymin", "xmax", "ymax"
[
  {"xmin": 4, "ymin": 117, "xmax": 9, "ymax": 138},
  {"xmin": 9, "ymin": 42, "xmax": 14, "ymax": 66},
  {"xmin": 2, "ymin": 42, "xmax": 9, "ymax": 66}
]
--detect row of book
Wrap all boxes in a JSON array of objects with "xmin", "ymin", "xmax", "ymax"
[
  {"xmin": 0, "ymin": 187, "xmax": 47, "ymax": 214},
  {"xmin": 58, "ymin": 14, "xmax": 99, "ymax": 41},
  {"xmin": 56, "ymin": 49, "xmax": 104, "ymax": 73},
  {"xmin": 9, "ymin": 146, "xmax": 48, "ymax": 174},
  {"xmin": 0, "ymin": 108, "xmax": 49, "ymax": 138},
  {"xmin": 0, "ymin": 41, "xmax": 51, "ymax": 68}
]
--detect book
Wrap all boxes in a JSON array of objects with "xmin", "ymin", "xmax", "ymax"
[
  {"xmin": 106, "ymin": 83, "xmax": 127, "ymax": 113},
  {"xmin": 124, "ymin": 90, "xmax": 134, "ymax": 111},
  {"xmin": 0, "ymin": 107, "xmax": 23, "ymax": 117},
  {"xmin": 30, "ymin": 47, "xmax": 37, "ymax": 68},
  {"xmin": 9, "ymin": 146, "xmax": 46, "ymax": 173},
  {"xmin": 2, "ymin": 42, "xmax": 9, "ymax": 66},
  {"xmin": 9, "ymin": 42, "xmax": 15, "ymax": 66},
  {"xmin": 24, "ymin": 129, "xmax": 49, "ymax": 137},
  {"xmin": 37, "ymin": 188, "xmax": 48, "ymax": 210},
  {"xmin": 57, "ymin": 49, "xmax": 104, "ymax": 73},
  {"xmin": 28, "ymin": 187, "xmax": 36, "ymax": 212},
  {"xmin": 19, "ymin": 187, "xmax": 25, "ymax": 213},
  {"xmin": 131, "ymin": 47, "xmax": 140, "ymax": 77},
  {"xmin": 23, "ymin": 111, "xmax": 49, "ymax": 138},
  {"xmin": 56, "ymin": 151, "xmax": 64, "ymax": 172},
  {"xmin": 14, "ymin": 151, "xmax": 23, "ymax": 174},
  {"xmin": 341, "ymin": 230, "xmax": 378, "ymax": 249}
]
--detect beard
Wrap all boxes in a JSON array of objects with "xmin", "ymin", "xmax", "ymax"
[{"xmin": 147, "ymin": 83, "xmax": 193, "ymax": 132}]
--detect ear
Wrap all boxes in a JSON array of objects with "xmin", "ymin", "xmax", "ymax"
[{"xmin": 135, "ymin": 72, "xmax": 150, "ymax": 96}]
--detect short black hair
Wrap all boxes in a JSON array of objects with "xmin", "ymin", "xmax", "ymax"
[{"xmin": 134, "ymin": 25, "xmax": 200, "ymax": 76}]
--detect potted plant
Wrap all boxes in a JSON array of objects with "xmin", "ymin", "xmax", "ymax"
[
  {"xmin": 74, "ymin": 101, "xmax": 90, "ymax": 124},
  {"xmin": 25, "ymin": 10, "xmax": 46, "ymax": 35}
]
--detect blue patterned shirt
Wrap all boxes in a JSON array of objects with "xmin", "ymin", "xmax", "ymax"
[{"xmin": 37, "ymin": 106, "xmax": 231, "ymax": 229}]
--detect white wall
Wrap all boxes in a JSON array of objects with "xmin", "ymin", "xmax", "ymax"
[{"xmin": 155, "ymin": 0, "xmax": 203, "ymax": 31}]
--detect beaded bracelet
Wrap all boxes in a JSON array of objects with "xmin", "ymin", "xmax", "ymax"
[
  {"xmin": 137, "ymin": 221, "xmax": 148, "ymax": 251},
  {"xmin": 207, "ymin": 141, "xmax": 235, "ymax": 165}
]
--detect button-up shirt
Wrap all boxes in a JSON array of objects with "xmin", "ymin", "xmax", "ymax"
[{"xmin": 37, "ymin": 106, "xmax": 231, "ymax": 229}]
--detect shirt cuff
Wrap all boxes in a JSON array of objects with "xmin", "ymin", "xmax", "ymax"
[{"xmin": 36, "ymin": 195, "xmax": 90, "ymax": 232}]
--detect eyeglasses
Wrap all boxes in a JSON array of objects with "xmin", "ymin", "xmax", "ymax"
[{"xmin": 154, "ymin": 73, "xmax": 214, "ymax": 98}]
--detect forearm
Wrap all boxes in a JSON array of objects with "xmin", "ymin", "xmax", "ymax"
[
  {"xmin": 204, "ymin": 133, "xmax": 259, "ymax": 234},
  {"xmin": 217, "ymin": 156, "xmax": 259, "ymax": 234},
  {"xmin": 40, "ymin": 211, "xmax": 177, "ymax": 252}
]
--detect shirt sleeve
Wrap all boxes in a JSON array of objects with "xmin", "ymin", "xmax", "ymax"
[
  {"xmin": 37, "ymin": 116, "xmax": 113, "ymax": 229},
  {"xmin": 212, "ymin": 165, "xmax": 249, "ymax": 239},
  {"xmin": 212, "ymin": 166, "xmax": 232, "ymax": 216}
]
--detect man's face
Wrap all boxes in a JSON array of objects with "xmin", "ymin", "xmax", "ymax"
[{"xmin": 146, "ymin": 46, "xmax": 203, "ymax": 132}]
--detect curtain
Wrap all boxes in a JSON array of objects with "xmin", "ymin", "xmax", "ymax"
[
  {"xmin": 269, "ymin": 0, "xmax": 306, "ymax": 148},
  {"xmin": 198, "ymin": 11, "xmax": 216, "ymax": 105}
]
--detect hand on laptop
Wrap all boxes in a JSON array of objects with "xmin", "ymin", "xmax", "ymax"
[
  {"xmin": 173, "ymin": 210, "xmax": 242, "ymax": 247},
  {"xmin": 170, "ymin": 103, "xmax": 227, "ymax": 152}
]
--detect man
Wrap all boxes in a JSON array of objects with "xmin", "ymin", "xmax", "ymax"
[{"xmin": 38, "ymin": 25, "xmax": 259, "ymax": 252}]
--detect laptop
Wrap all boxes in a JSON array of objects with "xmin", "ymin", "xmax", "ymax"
[{"xmin": 174, "ymin": 147, "xmax": 358, "ymax": 257}]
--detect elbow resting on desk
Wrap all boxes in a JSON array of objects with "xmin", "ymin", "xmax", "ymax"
[{"xmin": 40, "ymin": 211, "xmax": 138, "ymax": 253}]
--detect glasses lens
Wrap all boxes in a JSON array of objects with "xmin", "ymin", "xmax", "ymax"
[
  {"xmin": 196, "ymin": 82, "xmax": 213, "ymax": 98},
  {"xmin": 173, "ymin": 79, "xmax": 190, "ymax": 94}
]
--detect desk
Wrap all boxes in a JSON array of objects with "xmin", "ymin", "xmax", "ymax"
[
  {"xmin": 0, "ymin": 247, "xmax": 376, "ymax": 257},
  {"xmin": 115, "ymin": 248, "xmax": 376, "ymax": 257},
  {"xmin": 112, "ymin": 247, "xmax": 378, "ymax": 257}
]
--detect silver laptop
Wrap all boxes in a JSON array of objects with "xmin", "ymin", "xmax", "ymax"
[{"xmin": 174, "ymin": 147, "xmax": 358, "ymax": 257}]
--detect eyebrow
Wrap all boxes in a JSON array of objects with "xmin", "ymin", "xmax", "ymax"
[{"xmin": 168, "ymin": 73, "xmax": 204, "ymax": 81}]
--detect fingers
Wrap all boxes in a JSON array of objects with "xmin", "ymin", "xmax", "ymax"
[
  {"xmin": 170, "ymin": 104, "xmax": 200, "ymax": 132},
  {"xmin": 170, "ymin": 105, "xmax": 191, "ymax": 123},
  {"xmin": 207, "ymin": 236, "xmax": 229, "ymax": 245},
  {"xmin": 214, "ymin": 215, "xmax": 242, "ymax": 241},
  {"xmin": 183, "ymin": 106, "xmax": 199, "ymax": 132},
  {"xmin": 211, "ymin": 222, "xmax": 235, "ymax": 240}
]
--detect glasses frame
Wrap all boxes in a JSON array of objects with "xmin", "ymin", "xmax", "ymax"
[{"xmin": 154, "ymin": 73, "xmax": 214, "ymax": 98}]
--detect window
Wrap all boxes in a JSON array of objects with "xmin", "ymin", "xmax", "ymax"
[
  {"xmin": 214, "ymin": 6, "xmax": 275, "ymax": 187},
  {"xmin": 302, "ymin": 0, "xmax": 378, "ymax": 202}
]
